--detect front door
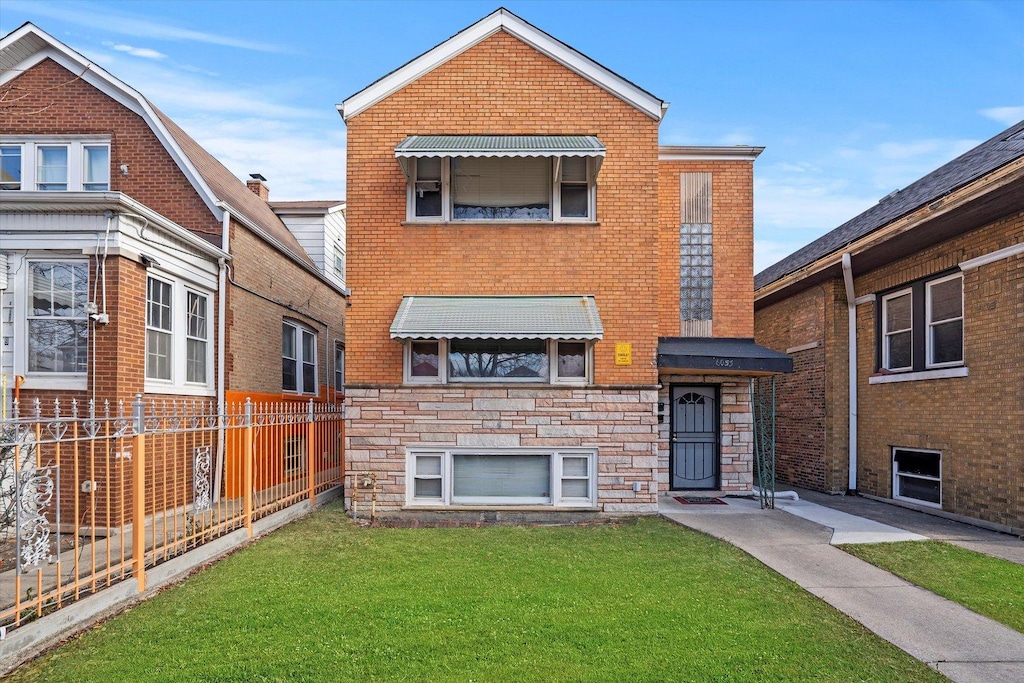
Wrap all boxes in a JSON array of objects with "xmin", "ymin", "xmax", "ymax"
[{"xmin": 670, "ymin": 385, "xmax": 719, "ymax": 489}]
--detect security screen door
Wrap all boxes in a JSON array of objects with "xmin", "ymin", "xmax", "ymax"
[{"xmin": 670, "ymin": 385, "xmax": 719, "ymax": 489}]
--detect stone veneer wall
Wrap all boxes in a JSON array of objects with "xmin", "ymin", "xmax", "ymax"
[
  {"xmin": 656, "ymin": 377, "xmax": 755, "ymax": 492},
  {"xmin": 346, "ymin": 386, "xmax": 660, "ymax": 513}
]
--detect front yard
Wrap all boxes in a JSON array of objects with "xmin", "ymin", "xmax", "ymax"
[{"xmin": 11, "ymin": 506, "xmax": 941, "ymax": 682}]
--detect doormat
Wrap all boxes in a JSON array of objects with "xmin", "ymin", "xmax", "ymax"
[{"xmin": 673, "ymin": 496, "xmax": 727, "ymax": 505}]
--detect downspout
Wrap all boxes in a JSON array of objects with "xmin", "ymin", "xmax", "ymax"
[
  {"xmin": 841, "ymin": 253, "xmax": 857, "ymax": 493},
  {"xmin": 213, "ymin": 210, "xmax": 230, "ymax": 503}
]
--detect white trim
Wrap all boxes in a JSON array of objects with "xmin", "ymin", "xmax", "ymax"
[
  {"xmin": 892, "ymin": 447, "xmax": 942, "ymax": 509},
  {"xmin": 880, "ymin": 288, "xmax": 913, "ymax": 372},
  {"xmin": 406, "ymin": 448, "xmax": 598, "ymax": 508},
  {"xmin": 143, "ymin": 273, "xmax": 215, "ymax": 395},
  {"xmin": 339, "ymin": 9, "xmax": 664, "ymax": 121},
  {"xmin": 658, "ymin": 146, "xmax": 764, "ymax": 161},
  {"xmin": 282, "ymin": 320, "xmax": 318, "ymax": 395},
  {"xmin": 402, "ymin": 339, "xmax": 593, "ymax": 385},
  {"xmin": 784, "ymin": 341, "xmax": 819, "ymax": 354},
  {"xmin": 924, "ymin": 273, "xmax": 964, "ymax": 369},
  {"xmin": 854, "ymin": 294, "xmax": 876, "ymax": 306},
  {"xmin": 868, "ymin": 366, "xmax": 968, "ymax": 384},
  {"xmin": 403, "ymin": 339, "xmax": 447, "ymax": 384},
  {"xmin": 959, "ymin": 241, "xmax": 1024, "ymax": 271}
]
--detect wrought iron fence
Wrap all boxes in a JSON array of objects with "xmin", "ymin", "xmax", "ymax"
[{"xmin": 0, "ymin": 396, "xmax": 343, "ymax": 631}]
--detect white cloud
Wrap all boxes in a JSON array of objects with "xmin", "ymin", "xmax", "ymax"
[
  {"xmin": 7, "ymin": 0, "xmax": 285, "ymax": 52},
  {"xmin": 980, "ymin": 106, "xmax": 1024, "ymax": 126},
  {"xmin": 103, "ymin": 42, "xmax": 166, "ymax": 60},
  {"xmin": 177, "ymin": 115, "xmax": 347, "ymax": 200}
]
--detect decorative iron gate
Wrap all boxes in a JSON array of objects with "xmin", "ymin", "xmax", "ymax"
[{"xmin": 751, "ymin": 376, "xmax": 777, "ymax": 509}]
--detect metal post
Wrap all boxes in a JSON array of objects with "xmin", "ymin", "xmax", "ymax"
[
  {"xmin": 307, "ymin": 399, "xmax": 316, "ymax": 505},
  {"xmin": 131, "ymin": 394, "xmax": 146, "ymax": 592},
  {"xmin": 243, "ymin": 399, "xmax": 253, "ymax": 537}
]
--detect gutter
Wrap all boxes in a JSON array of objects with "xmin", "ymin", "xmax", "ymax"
[
  {"xmin": 213, "ymin": 210, "xmax": 230, "ymax": 503},
  {"xmin": 841, "ymin": 253, "xmax": 857, "ymax": 493}
]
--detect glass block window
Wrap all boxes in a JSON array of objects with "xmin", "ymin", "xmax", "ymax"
[{"xmin": 680, "ymin": 223, "xmax": 713, "ymax": 321}]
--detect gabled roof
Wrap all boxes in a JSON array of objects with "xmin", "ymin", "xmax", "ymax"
[
  {"xmin": 339, "ymin": 7, "xmax": 666, "ymax": 121},
  {"xmin": 0, "ymin": 22, "xmax": 313, "ymax": 268},
  {"xmin": 755, "ymin": 119, "xmax": 1024, "ymax": 291}
]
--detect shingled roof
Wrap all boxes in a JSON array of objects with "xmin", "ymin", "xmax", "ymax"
[
  {"xmin": 755, "ymin": 119, "xmax": 1024, "ymax": 291},
  {"xmin": 154, "ymin": 108, "xmax": 315, "ymax": 267}
]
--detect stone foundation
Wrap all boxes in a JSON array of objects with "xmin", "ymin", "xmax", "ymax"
[{"xmin": 345, "ymin": 385, "xmax": 661, "ymax": 514}]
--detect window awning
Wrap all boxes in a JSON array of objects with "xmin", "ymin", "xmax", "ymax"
[
  {"xmin": 390, "ymin": 296, "xmax": 604, "ymax": 341},
  {"xmin": 395, "ymin": 135, "xmax": 605, "ymax": 177},
  {"xmin": 658, "ymin": 337, "xmax": 793, "ymax": 376}
]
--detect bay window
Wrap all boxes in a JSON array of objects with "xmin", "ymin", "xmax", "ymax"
[
  {"xmin": 145, "ymin": 275, "xmax": 213, "ymax": 392},
  {"xmin": 27, "ymin": 261, "xmax": 89, "ymax": 374}
]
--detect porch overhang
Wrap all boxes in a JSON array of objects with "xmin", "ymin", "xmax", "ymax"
[
  {"xmin": 658, "ymin": 337, "xmax": 793, "ymax": 376},
  {"xmin": 394, "ymin": 135, "xmax": 605, "ymax": 177},
  {"xmin": 390, "ymin": 295, "xmax": 603, "ymax": 341}
]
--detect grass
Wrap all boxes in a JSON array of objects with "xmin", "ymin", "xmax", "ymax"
[
  {"xmin": 841, "ymin": 540, "xmax": 1024, "ymax": 633},
  {"xmin": 10, "ymin": 505, "xmax": 943, "ymax": 682}
]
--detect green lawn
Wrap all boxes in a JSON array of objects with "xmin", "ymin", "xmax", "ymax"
[
  {"xmin": 11, "ymin": 506, "xmax": 942, "ymax": 682},
  {"xmin": 841, "ymin": 540, "xmax": 1024, "ymax": 633}
]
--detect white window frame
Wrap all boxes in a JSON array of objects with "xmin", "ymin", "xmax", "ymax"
[
  {"xmin": 144, "ymin": 273, "xmax": 215, "ymax": 396},
  {"xmin": 892, "ymin": 447, "xmax": 942, "ymax": 509},
  {"xmin": 25, "ymin": 259, "xmax": 90, "ymax": 379},
  {"xmin": 402, "ymin": 339, "xmax": 592, "ymax": 385},
  {"xmin": 0, "ymin": 138, "xmax": 111, "ymax": 192},
  {"xmin": 406, "ymin": 156, "xmax": 597, "ymax": 223},
  {"xmin": 925, "ymin": 273, "xmax": 964, "ymax": 369},
  {"xmin": 881, "ymin": 288, "xmax": 913, "ymax": 371},
  {"xmin": 406, "ymin": 448, "xmax": 598, "ymax": 508},
  {"xmin": 282, "ymin": 320, "xmax": 318, "ymax": 395},
  {"xmin": 334, "ymin": 342, "xmax": 345, "ymax": 390}
]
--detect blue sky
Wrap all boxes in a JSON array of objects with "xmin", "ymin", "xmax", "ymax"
[{"xmin": 3, "ymin": 0, "xmax": 1022, "ymax": 272}]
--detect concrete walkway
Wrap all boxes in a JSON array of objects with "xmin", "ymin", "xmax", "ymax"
[{"xmin": 660, "ymin": 495, "xmax": 1024, "ymax": 683}]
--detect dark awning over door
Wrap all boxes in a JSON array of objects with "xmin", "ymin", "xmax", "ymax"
[{"xmin": 658, "ymin": 337, "xmax": 793, "ymax": 376}]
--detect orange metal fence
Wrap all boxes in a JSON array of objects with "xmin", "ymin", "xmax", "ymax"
[{"xmin": 0, "ymin": 396, "xmax": 343, "ymax": 631}]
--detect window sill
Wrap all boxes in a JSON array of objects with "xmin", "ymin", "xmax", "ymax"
[
  {"xmin": 402, "ymin": 220, "xmax": 600, "ymax": 227},
  {"xmin": 18, "ymin": 375, "xmax": 88, "ymax": 391},
  {"xmin": 403, "ymin": 381, "xmax": 591, "ymax": 388},
  {"xmin": 869, "ymin": 366, "xmax": 968, "ymax": 384},
  {"xmin": 893, "ymin": 494, "xmax": 942, "ymax": 509},
  {"xmin": 143, "ymin": 382, "xmax": 216, "ymax": 397}
]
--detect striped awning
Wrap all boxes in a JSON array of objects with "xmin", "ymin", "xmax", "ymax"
[
  {"xmin": 390, "ymin": 295, "xmax": 603, "ymax": 341},
  {"xmin": 395, "ymin": 135, "xmax": 605, "ymax": 176}
]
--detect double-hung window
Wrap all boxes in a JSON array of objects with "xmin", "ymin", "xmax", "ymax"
[
  {"xmin": 283, "ymin": 321, "xmax": 317, "ymax": 394},
  {"xmin": 877, "ymin": 272, "xmax": 963, "ymax": 374},
  {"xmin": 27, "ymin": 261, "xmax": 89, "ymax": 375},
  {"xmin": 0, "ymin": 139, "xmax": 110, "ymax": 191},
  {"xmin": 397, "ymin": 135, "xmax": 604, "ymax": 223},
  {"xmin": 408, "ymin": 449, "xmax": 597, "ymax": 507},
  {"xmin": 145, "ymin": 275, "xmax": 213, "ymax": 392}
]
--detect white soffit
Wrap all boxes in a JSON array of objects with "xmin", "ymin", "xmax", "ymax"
[
  {"xmin": 0, "ymin": 23, "xmax": 224, "ymax": 222},
  {"xmin": 339, "ymin": 8, "xmax": 665, "ymax": 121}
]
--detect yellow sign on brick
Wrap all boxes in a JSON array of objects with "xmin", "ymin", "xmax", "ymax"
[{"xmin": 614, "ymin": 343, "xmax": 632, "ymax": 366}]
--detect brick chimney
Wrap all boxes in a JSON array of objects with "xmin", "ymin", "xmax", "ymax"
[{"xmin": 247, "ymin": 173, "xmax": 269, "ymax": 201}]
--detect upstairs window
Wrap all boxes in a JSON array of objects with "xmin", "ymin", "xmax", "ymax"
[
  {"xmin": 397, "ymin": 135, "xmax": 604, "ymax": 223},
  {"xmin": 0, "ymin": 139, "xmax": 110, "ymax": 191},
  {"xmin": 408, "ymin": 156, "xmax": 596, "ymax": 222}
]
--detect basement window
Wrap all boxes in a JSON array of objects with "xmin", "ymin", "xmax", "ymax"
[{"xmin": 892, "ymin": 448, "xmax": 941, "ymax": 507}]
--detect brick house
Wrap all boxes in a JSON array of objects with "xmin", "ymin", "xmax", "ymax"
[
  {"xmin": 0, "ymin": 24, "xmax": 347, "ymax": 514},
  {"xmin": 341, "ymin": 9, "xmax": 789, "ymax": 516},
  {"xmin": 754, "ymin": 120, "xmax": 1024, "ymax": 533}
]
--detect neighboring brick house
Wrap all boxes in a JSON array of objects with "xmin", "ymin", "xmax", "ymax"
[
  {"xmin": 0, "ymin": 24, "xmax": 346, "ymax": 510},
  {"xmin": 754, "ymin": 120, "xmax": 1024, "ymax": 533},
  {"xmin": 341, "ymin": 8, "xmax": 789, "ymax": 516}
]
